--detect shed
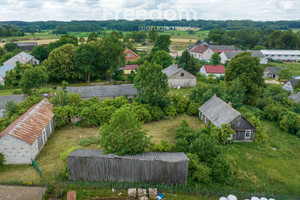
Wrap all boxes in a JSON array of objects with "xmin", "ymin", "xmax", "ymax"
[
  {"xmin": 123, "ymin": 64, "xmax": 139, "ymax": 74},
  {"xmin": 68, "ymin": 149, "xmax": 189, "ymax": 185},
  {"xmin": 288, "ymin": 92, "xmax": 300, "ymax": 102},
  {"xmin": 264, "ymin": 67, "xmax": 281, "ymax": 79},
  {"xmin": 3, "ymin": 52, "xmax": 40, "ymax": 68},
  {"xmin": 14, "ymin": 42, "xmax": 38, "ymax": 51},
  {"xmin": 199, "ymin": 65, "xmax": 225, "ymax": 78},
  {"xmin": 66, "ymin": 84, "xmax": 138, "ymax": 100},
  {"xmin": 162, "ymin": 64, "xmax": 196, "ymax": 88},
  {"xmin": 198, "ymin": 95, "xmax": 256, "ymax": 142},
  {"xmin": 0, "ymin": 95, "xmax": 28, "ymax": 117},
  {"xmin": 0, "ymin": 64, "xmax": 15, "ymax": 86},
  {"xmin": 282, "ymin": 79, "xmax": 299, "ymax": 92},
  {"xmin": 0, "ymin": 99, "xmax": 55, "ymax": 164}
]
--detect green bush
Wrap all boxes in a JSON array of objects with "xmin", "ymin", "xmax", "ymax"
[
  {"xmin": 60, "ymin": 146, "xmax": 79, "ymax": 162},
  {"xmin": 152, "ymin": 139, "xmax": 176, "ymax": 152},
  {"xmin": 279, "ymin": 111, "xmax": 300, "ymax": 135},
  {"xmin": 132, "ymin": 103, "xmax": 152, "ymax": 123},
  {"xmin": 169, "ymin": 94, "xmax": 189, "ymax": 114},
  {"xmin": 186, "ymin": 103, "xmax": 200, "ymax": 116},
  {"xmin": 144, "ymin": 104, "xmax": 165, "ymax": 121},
  {"xmin": 175, "ymin": 120, "xmax": 199, "ymax": 145},
  {"xmin": 67, "ymin": 93, "xmax": 82, "ymax": 107},
  {"xmin": 53, "ymin": 106, "xmax": 75, "ymax": 127},
  {"xmin": 175, "ymin": 138, "xmax": 190, "ymax": 152},
  {"xmin": 187, "ymin": 153, "xmax": 211, "ymax": 184},
  {"xmin": 163, "ymin": 104, "xmax": 177, "ymax": 117},
  {"xmin": 0, "ymin": 153, "xmax": 5, "ymax": 167},
  {"xmin": 210, "ymin": 124, "xmax": 236, "ymax": 145},
  {"xmin": 209, "ymin": 155, "xmax": 235, "ymax": 184}
]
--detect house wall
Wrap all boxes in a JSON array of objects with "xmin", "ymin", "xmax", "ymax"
[
  {"xmin": 230, "ymin": 115, "xmax": 255, "ymax": 142},
  {"xmin": 168, "ymin": 70, "xmax": 196, "ymax": 88},
  {"xmin": 220, "ymin": 53, "xmax": 228, "ymax": 64},
  {"xmin": 260, "ymin": 58, "xmax": 268, "ymax": 65},
  {"xmin": 190, "ymin": 52, "xmax": 202, "ymax": 60},
  {"xmin": 282, "ymin": 81, "xmax": 294, "ymax": 92},
  {"xmin": 125, "ymin": 51, "xmax": 139, "ymax": 63},
  {"xmin": 124, "ymin": 69, "xmax": 137, "ymax": 75},
  {"xmin": 202, "ymin": 48, "xmax": 214, "ymax": 61},
  {"xmin": 263, "ymin": 54, "xmax": 300, "ymax": 61},
  {"xmin": 0, "ymin": 117, "xmax": 55, "ymax": 164},
  {"xmin": 0, "ymin": 135, "xmax": 32, "ymax": 164},
  {"xmin": 264, "ymin": 71, "xmax": 278, "ymax": 79},
  {"xmin": 0, "ymin": 76, "xmax": 5, "ymax": 86},
  {"xmin": 199, "ymin": 67, "xmax": 224, "ymax": 78}
]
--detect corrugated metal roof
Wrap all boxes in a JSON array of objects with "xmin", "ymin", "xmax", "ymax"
[
  {"xmin": 261, "ymin": 50, "xmax": 300, "ymax": 55},
  {"xmin": 198, "ymin": 95, "xmax": 240, "ymax": 127},
  {"xmin": 190, "ymin": 45, "xmax": 209, "ymax": 53},
  {"xmin": 66, "ymin": 84, "xmax": 138, "ymax": 98},
  {"xmin": 69, "ymin": 149, "xmax": 189, "ymax": 163},
  {"xmin": 0, "ymin": 99, "xmax": 54, "ymax": 145},
  {"xmin": 289, "ymin": 92, "xmax": 300, "ymax": 102},
  {"xmin": 0, "ymin": 95, "xmax": 28, "ymax": 109},
  {"xmin": 3, "ymin": 52, "xmax": 35, "ymax": 68},
  {"xmin": 223, "ymin": 51, "xmax": 265, "ymax": 59},
  {"xmin": 15, "ymin": 42, "xmax": 38, "ymax": 47},
  {"xmin": 162, "ymin": 64, "xmax": 183, "ymax": 78},
  {"xmin": 0, "ymin": 64, "xmax": 15, "ymax": 78}
]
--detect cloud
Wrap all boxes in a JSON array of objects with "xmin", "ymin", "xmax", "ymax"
[{"xmin": 0, "ymin": 0, "xmax": 299, "ymax": 21}]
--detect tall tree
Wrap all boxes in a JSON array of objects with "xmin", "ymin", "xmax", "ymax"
[
  {"xmin": 225, "ymin": 52, "xmax": 264, "ymax": 106},
  {"xmin": 149, "ymin": 50, "xmax": 173, "ymax": 69},
  {"xmin": 98, "ymin": 35, "xmax": 125, "ymax": 81},
  {"xmin": 31, "ymin": 45, "xmax": 48, "ymax": 61},
  {"xmin": 99, "ymin": 106, "xmax": 151, "ymax": 156},
  {"xmin": 152, "ymin": 35, "xmax": 171, "ymax": 53},
  {"xmin": 4, "ymin": 43, "xmax": 19, "ymax": 52},
  {"xmin": 178, "ymin": 50, "xmax": 199, "ymax": 75},
  {"xmin": 19, "ymin": 66, "xmax": 48, "ymax": 94},
  {"xmin": 211, "ymin": 53, "xmax": 221, "ymax": 65},
  {"xmin": 86, "ymin": 32, "xmax": 98, "ymax": 43},
  {"xmin": 44, "ymin": 44, "xmax": 79, "ymax": 82},
  {"xmin": 74, "ymin": 43, "xmax": 99, "ymax": 85},
  {"xmin": 134, "ymin": 61, "xmax": 169, "ymax": 107},
  {"xmin": 224, "ymin": 78, "xmax": 245, "ymax": 109},
  {"xmin": 148, "ymin": 26, "xmax": 158, "ymax": 42},
  {"xmin": 277, "ymin": 68, "xmax": 293, "ymax": 81}
]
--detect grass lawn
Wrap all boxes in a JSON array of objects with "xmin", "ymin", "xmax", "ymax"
[
  {"xmin": 224, "ymin": 120, "xmax": 300, "ymax": 195},
  {"xmin": 268, "ymin": 62, "xmax": 300, "ymax": 76},
  {"xmin": 169, "ymin": 87, "xmax": 194, "ymax": 96}
]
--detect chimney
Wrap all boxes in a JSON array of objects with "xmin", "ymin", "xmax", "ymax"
[
  {"xmin": 176, "ymin": 64, "xmax": 179, "ymax": 68},
  {"xmin": 228, "ymin": 102, "xmax": 232, "ymax": 107},
  {"xmin": 213, "ymin": 94, "xmax": 217, "ymax": 97}
]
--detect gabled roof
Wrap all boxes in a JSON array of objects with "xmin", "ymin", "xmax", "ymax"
[
  {"xmin": 0, "ymin": 95, "xmax": 28, "ymax": 109},
  {"xmin": 3, "ymin": 52, "xmax": 35, "ymax": 68},
  {"xmin": 124, "ymin": 48, "xmax": 139, "ymax": 58},
  {"xmin": 0, "ymin": 99, "xmax": 54, "ymax": 145},
  {"xmin": 198, "ymin": 95, "xmax": 241, "ymax": 127},
  {"xmin": 0, "ymin": 64, "xmax": 15, "ymax": 78},
  {"xmin": 265, "ymin": 67, "xmax": 281, "ymax": 74},
  {"xmin": 289, "ymin": 92, "xmax": 300, "ymax": 102},
  {"xmin": 162, "ymin": 64, "xmax": 183, "ymax": 78},
  {"xmin": 222, "ymin": 51, "xmax": 265, "ymax": 60},
  {"xmin": 190, "ymin": 45, "xmax": 209, "ymax": 54},
  {"xmin": 288, "ymin": 79, "xmax": 300, "ymax": 88},
  {"xmin": 248, "ymin": 50, "xmax": 265, "ymax": 59},
  {"xmin": 66, "ymin": 84, "xmax": 138, "ymax": 98},
  {"xmin": 203, "ymin": 65, "xmax": 225, "ymax": 74},
  {"xmin": 210, "ymin": 45, "xmax": 236, "ymax": 53},
  {"xmin": 124, "ymin": 64, "xmax": 139, "ymax": 70}
]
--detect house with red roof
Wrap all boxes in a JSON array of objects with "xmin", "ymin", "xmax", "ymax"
[
  {"xmin": 200, "ymin": 65, "xmax": 225, "ymax": 78},
  {"xmin": 124, "ymin": 48, "xmax": 139, "ymax": 63},
  {"xmin": 123, "ymin": 64, "xmax": 139, "ymax": 74},
  {"xmin": 189, "ymin": 45, "xmax": 237, "ymax": 61},
  {"xmin": 0, "ymin": 99, "xmax": 55, "ymax": 164}
]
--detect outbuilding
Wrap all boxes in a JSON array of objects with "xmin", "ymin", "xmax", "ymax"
[
  {"xmin": 0, "ymin": 99, "xmax": 55, "ymax": 164},
  {"xmin": 199, "ymin": 65, "xmax": 225, "ymax": 78},
  {"xmin": 198, "ymin": 95, "xmax": 256, "ymax": 142},
  {"xmin": 162, "ymin": 64, "xmax": 196, "ymax": 88},
  {"xmin": 0, "ymin": 95, "xmax": 28, "ymax": 118},
  {"xmin": 68, "ymin": 149, "xmax": 189, "ymax": 185}
]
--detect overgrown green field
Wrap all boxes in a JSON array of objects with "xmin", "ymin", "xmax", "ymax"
[
  {"xmin": 0, "ymin": 115, "xmax": 299, "ymax": 197},
  {"xmin": 268, "ymin": 62, "xmax": 300, "ymax": 76}
]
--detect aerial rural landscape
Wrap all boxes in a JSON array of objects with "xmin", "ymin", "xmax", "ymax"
[{"xmin": 0, "ymin": 1, "xmax": 300, "ymax": 200}]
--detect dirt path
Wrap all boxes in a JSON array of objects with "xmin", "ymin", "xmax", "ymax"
[{"xmin": 0, "ymin": 185, "xmax": 45, "ymax": 200}]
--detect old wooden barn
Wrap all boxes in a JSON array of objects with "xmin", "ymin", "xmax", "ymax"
[
  {"xmin": 198, "ymin": 95, "xmax": 256, "ymax": 142},
  {"xmin": 68, "ymin": 149, "xmax": 189, "ymax": 185}
]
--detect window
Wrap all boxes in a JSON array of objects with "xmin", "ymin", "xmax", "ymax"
[
  {"xmin": 245, "ymin": 130, "xmax": 251, "ymax": 139},
  {"xmin": 181, "ymin": 73, "xmax": 184, "ymax": 77},
  {"xmin": 128, "ymin": 54, "xmax": 131, "ymax": 57},
  {"xmin": 201, "ymin": 113, "xmax": 204, "ymax": 120},
  {"xmin": 237, "ymin": 122, "xmax": 241, "ymax": 127}
]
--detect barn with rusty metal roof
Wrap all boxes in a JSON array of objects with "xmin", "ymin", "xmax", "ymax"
[{"xmin": 0, "ymin": 99, "xmax": 55, "ymax": 164}]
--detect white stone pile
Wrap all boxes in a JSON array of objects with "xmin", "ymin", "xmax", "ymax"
[{"xmin": 220, "ymin": 194, "xmax": 275, "ymax": 200}]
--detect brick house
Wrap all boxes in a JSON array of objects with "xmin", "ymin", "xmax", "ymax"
[{"xmin": 124, "ymin": 48, "xmax": 139, "ymax": 63}]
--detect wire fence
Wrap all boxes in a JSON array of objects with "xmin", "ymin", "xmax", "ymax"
[{"xmin": 0, "ymin": 179, "xmax": 299, "ymax": 200}]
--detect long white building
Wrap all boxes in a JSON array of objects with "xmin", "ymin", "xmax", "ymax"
[{"xmin": 260, "ymin": 50, "xmax": 300, "ymax": 62}]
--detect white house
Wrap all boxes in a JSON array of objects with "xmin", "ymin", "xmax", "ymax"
[
  {"xmin": 220, "ymin": 51, "xmax": 268, "ymax": 64},
  {"xmin": 190, "ymin": 45, "xmax": 237, "ymax": 61},
  {"xmin": 163, "ymin": 64, "xmax": 196, "ymax": 88},
  {"xmin": 282, "ymin": 79, "xmax": 299, "ymax": 92},
  {"xmin": 0, "ymin": 52, "xmax": 40, "ymax": 85},
  {"xmin": 260, "ymin": 50, "xmax": 300, "ymax": 62},
  {"xmin": 199, "ymin": 65, "xmax": 225, "ymax": 78},
  {"xmin": 0, "ymin": 99, "xmax": 55, "ymax": 164}
]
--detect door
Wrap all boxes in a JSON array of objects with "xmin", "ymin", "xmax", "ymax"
[{"xmin": 245, "ymin": 130, "xmax": 251, "ymax": 140}]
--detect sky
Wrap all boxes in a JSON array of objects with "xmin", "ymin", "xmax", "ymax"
[{"xmin": 0, "ymin": 0, "xmax": 300, "ymax": 21}]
